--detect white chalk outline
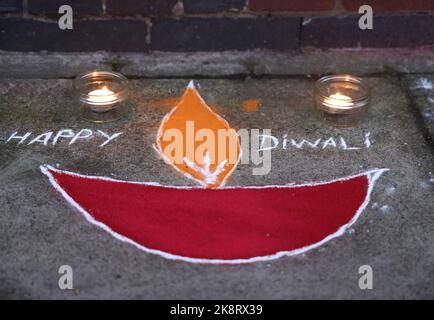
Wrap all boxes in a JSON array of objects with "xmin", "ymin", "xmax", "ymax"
[
  {"xmin": 40, "ymin": 164, "xmax": 389, "ymax": 264},
  {"xmin": 154, "ymin": 81, "xmax": 242, "ymax": 188}
]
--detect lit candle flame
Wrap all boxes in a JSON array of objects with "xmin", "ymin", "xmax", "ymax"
[
  {"xmin": 325, "ymin": 92, "xmax": 354, "ymax": 108},
  {"xmin": 88, "ymin": 86, "xmax": 116, "ymax": 105}
]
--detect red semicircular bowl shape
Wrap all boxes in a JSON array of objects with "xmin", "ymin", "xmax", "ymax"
[{"xmin": 41, "ymin": 166, "xmax": 387, "ymax": 264}]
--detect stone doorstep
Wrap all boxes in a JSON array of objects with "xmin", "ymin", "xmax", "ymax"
[{"xmin": 0, "ymin": 49, "xmax": 434, "ymax": 79}]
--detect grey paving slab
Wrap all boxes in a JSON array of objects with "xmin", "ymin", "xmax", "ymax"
[
  {"xmin": 0, "ymin": 78, "xmax": 433, "ymax": 299},
  {"xmin": 404, "ymin": 75, "xmax": 434, "ymax": 141}
]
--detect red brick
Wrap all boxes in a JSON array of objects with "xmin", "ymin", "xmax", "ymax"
[
  {"xmin": 0, "ymin": 0, "xmax": 22, "ymax": 13},
  {"xmin": 106, "ymin": 0, "xmax": 177, "ymax": 16},
  {"xmin": 342, "ymin": 0, "xmax": 434, "ymax": 12},
  {"xmin": 249, "ymin": 0, "xmax": 334, "ymax": 12},
  {"xmin": 184, "ymin": 0, "xmax": 245, "ymax": 13},
  {"xmin": 151, "ymin": 17, "xmax": 300, "ymax": 51},
  {"xmin": 28, "ymin": 0, "xmax": 102, "ymax": 17},
  {"xmin": 0, "ymin": 17, "xmax": 148, "ymax": 52},
  {"xmin": 302, "ymin": 14, "xmax": 434, "ymax": 48}
]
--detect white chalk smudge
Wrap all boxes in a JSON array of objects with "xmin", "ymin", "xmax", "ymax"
[
  {"xmin": 419, "ymin": 182, "xmax": 428, "ymax": 189},
  {"xmin": 423, "ymin": 110, "xmax": 434, "ymax": 121},
  {"xmin": 415, "ymin": 78, "xmax": 433, "ymax": 90},
  {"xmin": 379, "ymin": 205, "xmax": 390, "ymax": 213},
  {"xmin": 364, "ymin": 132, "xmax": 372, "ymax": 148},
  {"xmin": 371, "ymin": 202, "xmax": 378, "ymax": 209},
  {"xmin": 385, "ymin": 186, "xmax": 396, "ymax": 196}
]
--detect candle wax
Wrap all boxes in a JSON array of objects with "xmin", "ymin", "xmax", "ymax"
[
  {"xmin": 324, "ymin": 92, "xmax": 354, "ymax": 107},
  {"xmin": 88, "ymin": 86, "xmax": 116, "ymax": 104}
]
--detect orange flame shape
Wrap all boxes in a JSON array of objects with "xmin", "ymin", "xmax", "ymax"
[{"xmin": 156, "ymin": 81, "xmax": 241, "ymax": 188}]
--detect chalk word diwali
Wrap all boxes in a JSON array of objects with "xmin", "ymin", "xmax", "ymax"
[
  {"xmin": 3, "ymin": 129, "xmax": 123, "ymax": 147},
  {"xmin": 256, "ymin": 131, "xmax": 372, "ymax": 151}
]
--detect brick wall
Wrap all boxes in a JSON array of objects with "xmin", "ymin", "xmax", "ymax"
[{"xmin": 0, "ymin": 0, "xmax": 433, "ymax": 52}]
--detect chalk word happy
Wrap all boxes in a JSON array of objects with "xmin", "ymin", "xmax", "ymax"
[{"xmin": 4, "ymin": 129, "xmax": 123, "ymax": 147}]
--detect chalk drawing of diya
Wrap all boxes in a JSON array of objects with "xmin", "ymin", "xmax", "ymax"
[{"xmin": 41, "ymin": 81, "xmax": 389, "ymax": 264}]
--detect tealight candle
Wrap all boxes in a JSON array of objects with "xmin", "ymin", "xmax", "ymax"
[
  {"xmin": 323, "ymin": 92, "xmax": 354, "ymax": 108},
  {"xmin": 87, "ymin": 86, "xmax": 117, "ymax": 112},
  {"xmin": 315, "ymin": 75, "xmax": 369, "ymax": 127},
  {"xmin": 73, "ymin": 71, "xmax": 129, "ymax": 123}
]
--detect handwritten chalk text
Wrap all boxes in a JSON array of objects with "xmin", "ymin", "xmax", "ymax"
[
  {"xmin": 4, "ymin": 129, "xmax": 123, "ymax": 147},
  {"xmin": 257, "ymin": 132, "xmax": 372, "ymax": 152}
]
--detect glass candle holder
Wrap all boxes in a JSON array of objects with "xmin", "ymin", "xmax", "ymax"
[
  {"xmin": 73, "ymin": 71, "xmax": 129, "ymax": 123},
  {"xmin": 314, "ymin": 75, "xmax": 370, "ymax": 127}
]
